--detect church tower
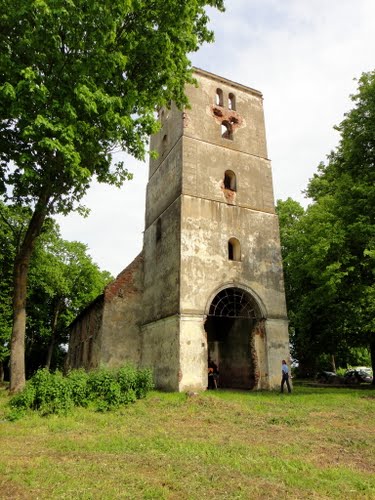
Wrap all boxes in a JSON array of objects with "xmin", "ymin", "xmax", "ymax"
[{"xmin": 141, "ymin": 68, "xmax": 290, "ymax": 391}]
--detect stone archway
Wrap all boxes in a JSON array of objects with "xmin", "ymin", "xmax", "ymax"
[{"xmin": 204, "ymin": 287, "xmax": 262, "ymax": 389}]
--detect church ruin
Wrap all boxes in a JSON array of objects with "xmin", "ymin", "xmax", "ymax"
[{"xmin": 66, "ymin": 68, "xmax": 290, "ymax": 391}]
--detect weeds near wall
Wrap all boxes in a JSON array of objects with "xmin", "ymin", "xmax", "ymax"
[{"xmin": 7, "ymin": 365, "xmax": 154, "ymax": 419}]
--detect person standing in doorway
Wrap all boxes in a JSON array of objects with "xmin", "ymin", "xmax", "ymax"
[{"xmin": 281, "ymin": 360, "xmax": 292, "ymax": 393}]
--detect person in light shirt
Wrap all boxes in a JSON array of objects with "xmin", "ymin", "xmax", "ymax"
[{"xmin": 281, "ymin": 359, "xmax": 292, "ymax": 393}]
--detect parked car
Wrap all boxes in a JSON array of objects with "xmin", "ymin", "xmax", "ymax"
[
  {"xmin": 344, "ymin": 368, "xmax": 373, "ymax": 384},
  {"xmin": 316, "ymin": 371, "xmax": 341, "ymax": 384}
]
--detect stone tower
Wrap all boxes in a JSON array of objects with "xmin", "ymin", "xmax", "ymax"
[{"xmin": 140, "ymin": 68, "xmax": 290, "ymax": 391}]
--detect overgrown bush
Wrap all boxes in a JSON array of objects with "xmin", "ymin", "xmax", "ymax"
[
  {"xmin": 67, "ymin": 369, "xmax": 90, "ymax": 407},
  {"xmin": 10, "ymin": 369, "xmax": 72, "ymax": 417},
  {"xmin": 8, "ymin": 364, "xmax": 154, "ymax": 418},
  {"xmin": 88, "ymin": 368, "xmax": 126, "ymax": 411},
  {"xmin": 136, "ymin": 368, "xmax": 154, "ymax": 399}
]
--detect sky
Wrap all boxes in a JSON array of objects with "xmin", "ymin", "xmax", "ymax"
[{"xmin": 56, "ymin": 0, "xmax": 375, "ymax": 277}]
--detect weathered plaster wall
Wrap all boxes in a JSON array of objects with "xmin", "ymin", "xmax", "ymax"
[
  {"xmin": 175, "ymin": 69, "xmax": 289, "ymax": 391},
  {"xmin": 149, "ymin": 103, "xmax": 183, "ymax": 177},
  {"xmin": 145, "ymin": 141, "xmax": 183, "ymax": 229},
  {"xmin": 184, "ymin": 68, "xmax": 268, "ymax": 159},
  {"xmin": 141, "ymin": 315, "xmax": 180, "ymax": 391},
  {"xmin": 67, "ymin": 68, "xmax": 290, "ymax": 393},
  {"xmin": 65, "ymin": 295, "xmax": 104, "ymax": 371},
  {"xmin": 179, "ymin": 195, "xmax": 286, "ymax": 317},
  {"xmin": 178, "ymin": 315, "xmax": 207, "ymax": 391},
  {"xmin": 182, "ymin": 138, "xmax": 274, "ymax": 213},
  {"xmin": 142, "ymin": 198, "xmax": 181, "ymax": 324},
  {"xmin": 265, "ymin": 318, "xmax": 291, "ymax": 388},
  {"xmin": 253, "ymin": 320, "xmax": 269, "ymax": 390},
  {"xmin": 99, "ymin": 253, "xmax": 144, "ymax": 368}
]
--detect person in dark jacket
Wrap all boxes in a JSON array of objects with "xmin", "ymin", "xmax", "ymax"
[{"xmin": 208, "ymin": 359, "xmax": 219, "ymax": 389}]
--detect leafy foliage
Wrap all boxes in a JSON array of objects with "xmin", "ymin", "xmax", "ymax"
[
  {"xmin": 0, "ymin": 0, "xmax": 225, "ymax": 211},
  {"xmin": 277, "ymin": 70, "xmax": 375, "ymax": 377},
  {"xmin": 8, "ymin": 364, "xmax": 154, "ymax": 418},
  {"xmin": 0, "ymin": 201, "xmax": 112, "ymax": 377},
  {"xmin": 0, "ymin": 0, "xmax": 224, "ymax": 392}
]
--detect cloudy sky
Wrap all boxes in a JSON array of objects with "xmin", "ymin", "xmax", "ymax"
[{"xmin": 56, "ymin": 0, "xmax": 375, "ymax": 277}]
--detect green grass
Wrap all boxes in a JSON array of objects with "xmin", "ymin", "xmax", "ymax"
[{"xmin": 0, "ymin": 383, "xmax": 374, "ymax": 499}]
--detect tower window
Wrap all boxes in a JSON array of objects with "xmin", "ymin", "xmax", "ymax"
[
  {"xmin": 224, "ymin": 170, "xmax": 236, "ymax": 191},
  {"xmin": 221, "ymin": 121, "xmax": 233, "ymax": 140},
  {"xmin": 228, "ymin": 238, "xmax": 241, "ymax": 261},
  {"xmin": 228, "ymin": 93, "xmax": 236, "ymax": 110},
  {"xmin": 161, "ymin": 134, "xmax": 168, "ymax": 157},
  {"xmin": 216, "ymin": 88, "xmax": 224, "ymax": 106},
  {"xmin": 156, "ymin": 218, "xmax": 162, "ymax": 242}
]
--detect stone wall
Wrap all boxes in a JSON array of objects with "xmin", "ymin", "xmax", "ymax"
[
  {"xmin": 65, "ymin": 295, "xmax": 104, "ymax": 371},
  {"xmin": 99, "ymin": 253, "xmax": 144, "ymax": 368},
  {"xmin": 141, "ymin": 315, "xmax": 181, "ymax": 391},
  {"xmin": 66, "ymin": 68, "xmax": 290, "ymax": 392}
]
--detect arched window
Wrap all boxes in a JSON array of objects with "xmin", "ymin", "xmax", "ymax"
[
  {"xmin": 224, "ymin": 170, "xmax": 236, "ymax": 191},
  {"xmin": 228, "ymin": 93, "xmax": 236, "ymax": 110},
  {"xmin": 228, "ymin": 238, "xmax": 241, "ymax": 261},
  {"xmin": 216, "ymin": 88, "xmax": 224, "ymax": 106},
  {"xmin": 221, "ymin": 121, "xmax": 233, "ymax": 140}
]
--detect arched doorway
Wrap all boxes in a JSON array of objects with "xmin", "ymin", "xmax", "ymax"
[{"xmin": 204, "ymin": 287, "xmax": 262, "ymax": 389}]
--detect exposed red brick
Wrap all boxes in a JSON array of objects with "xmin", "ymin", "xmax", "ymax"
[{"xmin": 104, "ymin": 252, "xmax": 144, "ymax": 303}]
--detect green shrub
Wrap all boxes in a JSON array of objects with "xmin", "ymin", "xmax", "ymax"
[
  {"xmin": 66, "ymin": 369, "xmax": 90, "ymax": 407},
  {"xmin": 335, "ymin": 367, "xmax": 347, "ymax": 377},
  {"xmin": 136, "ymin": 368, "xmax": 154, "ymax": 399},
  {"xmin": 117, "ymin": 364, "xmax": 137, "ymax": 392},
  {"xmin": 9, "ymin": 383, "xmax": 36, "ymax": 410},
  {"xmin": 31, "ymin": 369, "xmax": 72, "ymax": 416},
  {"xmin": 87, "ymin": 368, "xmax": 121, "ymax": 410},
  {"xmin": 9, "ymin": 369, "xmax": 72, "ymax": 416},
  {"xmin": 88, "ymin": 365, "xmax": 141, "ymax": 410},
  {"xmin": 8, "ymin": 364, "xmax": 154, "ymax": 418}
]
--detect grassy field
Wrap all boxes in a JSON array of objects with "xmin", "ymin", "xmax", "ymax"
[{"xmin": 0, "ymin": 383, "xmax": 374, "ymax": 499}]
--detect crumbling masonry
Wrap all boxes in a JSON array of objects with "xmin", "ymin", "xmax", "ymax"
[{"xmin": 66, "ymin": 69, "xmax": 290, "ymax": 391}]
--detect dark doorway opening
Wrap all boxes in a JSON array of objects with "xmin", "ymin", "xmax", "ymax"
[{"xmin": 205, "ymin": 287, "xmax": 260, "ymax": 389}]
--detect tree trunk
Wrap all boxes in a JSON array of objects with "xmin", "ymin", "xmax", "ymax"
[
  {"xmin": 9, "ymin": 196, "xmax": 49, "ymax": 394},
  {"xmin": 45, "ymin": 333, "xmax": 56, "ymax": 371},
  {"xmin": 45, "ymin": 300, "xmax": 62, "ymax": 370},
  {"xmin": 331, "ymin": 354, "xmax": 336, "ymax": 373}
]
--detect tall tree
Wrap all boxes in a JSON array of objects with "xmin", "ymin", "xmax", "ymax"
[
  {"xmin": 27, "ymin": 236, "xmax": 112, "ymax": 374},
  {"xmin": 307, "ymin": 71, "xmax": 375, "ymax": 379},
  {"xmin": 0, "ymin": 0, "xmax": 225, "ymax": 392},
  {"xmin": 0, "ymin": 202, "xmax": 112, "ymax": 377},
  {"xmin": 277, "ymin": 71, "xmax": 375, "ymax": 378},
  {"xmin": 277, "ymin": 197, "xmax": 355, "ymax": 374}
]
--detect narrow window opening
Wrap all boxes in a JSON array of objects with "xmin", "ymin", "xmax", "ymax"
[
  {"xmin": 224, "ymin": 170, "xmax": 236, "ymax": 191},
  {"xmin": 216, "ymin": 88, "xmax": 224, "ymax": 106},
  {"xmin": 228, "ymin": 93, "xmax": 236, "ymax": 110},
  {"xmin": 228, "ymin": 241, "xmax": 234, "ymax": 260},
  {"xmin": 156, "ymin": 218, "xmax": 162, "ymax": 242},
  {"xmin": 221, "ymin": 121, "xmax": 233, "ymax": 140},
  {"xmin": 228, "ymin": 238, "xmax": 241, "ymax": 261},
  {"xmin": 161, "ymin": 134, "xmax": 168, "ymax": 156}
]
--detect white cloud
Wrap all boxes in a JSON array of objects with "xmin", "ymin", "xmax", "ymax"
[{"xmin": 57, "ymin": 0, "xmax": 375, "ymax": 275}]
